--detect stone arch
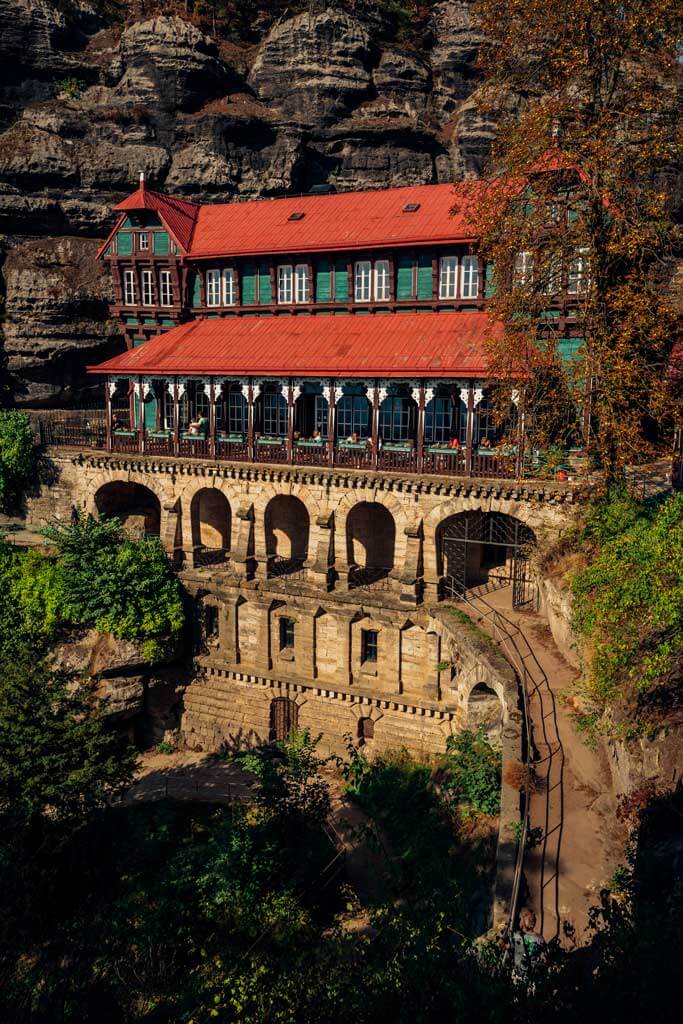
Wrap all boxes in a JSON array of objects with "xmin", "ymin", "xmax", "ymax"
[
  {"xmin": 268, "ymin": 696, "xmax": 299, "ymax": 742},
  {"xmin": 431, "ymin": 506, "xmax": 537, "ymax": 601},
  {"xmin": 265, "ymin": 494, "xmax": 310, "ymax": 573},
  {"xmin": 466, "ymin": 681, "xmax": 505, "ymax": 740},
  {"xmin": 191, "ymin": 488, "xmax": 231, "ymax": 552},
  {"xmin": 94, "ymin": 480, "xmax": 161, "ymax": 538},
  {"xmin": 424, "ymin": 496, "xmax": 543, "ymax": 584},
  {"xmin": 345, "ymin": 501, "xmax": 396, "ymax": 586},
  {"xmin": 333, "ymin": 489, "xmax": 409, "ymax": 567}
]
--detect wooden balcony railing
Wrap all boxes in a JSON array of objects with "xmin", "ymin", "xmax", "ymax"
[{"xmin": 35, "ymin": 414, "xmax": 557, "ymax": 483}]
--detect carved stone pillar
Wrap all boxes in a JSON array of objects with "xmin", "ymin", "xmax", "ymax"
[
  {"xmin": 231, "ymin": 503, "xmax": 255, "ymax": 580},
  {"xmin": 399, "ymin": 521, "xmax": 423, "ymax": 605},
  {"xmin": 308, "ymin": 512, "xmax": 334, "ymax": 590}
]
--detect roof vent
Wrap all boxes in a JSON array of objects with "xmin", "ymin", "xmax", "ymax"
[
  {"xmin": 288, "ymin": 211, "xmax": 305, "ymax": 221},
  {"xmin": 308, "ymin": 183, "xmax": 336, "ymax": 195},
  {"xmin": 402, "ymin": 202, "xmax": 421, "ymax": 213}
]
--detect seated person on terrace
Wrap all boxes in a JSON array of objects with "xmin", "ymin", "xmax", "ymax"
[
  {"xmin": 480, "ymin": 435, "xmax": 493, "ymax": 449},
  {"xmin": 448, "ymin": 436, "xmax": 462, "ymax": 450},
  {"xmin": 112, "ymin": 413, "xmax": 123, "ymax": 431},
  {"xmin": 311, "ymin": 429, "xmax": 321, "ymax": 440},
  {"xmin": 188, "ymin": 415, "xmax": 208, "ymax": 437},
  {"xmin": 347, "ymin": 431, "xmax": 360, "ymax": 443}
]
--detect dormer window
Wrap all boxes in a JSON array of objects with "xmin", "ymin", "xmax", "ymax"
[
  {"xmin": 123, "ymin": 269, "xmax": 136, "ymax": 306},
  {"xmin": 159, "ymin": 270, "xmax": 173, "ymax": 307},
  {"xmin": 141, "ymin": 269, "xmax": 154, "ymax": 306},
  {"xmin": 139, "ymin": 232, "xmax": 149, "ymax": 251},
  {"xmin": 278, "ymin": 264, "xmax": 310, "ymax": 304},
  {"xmin": 294, "ymin": 264, "xmax": 310, "ymax": 303},
  {"xmin": 439, "ymin": 257, "xmax": 458, "ymax": 299},
  {"xmin": 223, "ymin": 268, "xmax": 236, "ymax": 306},
  {"xmin": 461, "ymin": 255, "xmax": 479, "ymax": 298},
  {"xmin": 206, "ymin": 269, "xmax": 221, "ymax": 306}
]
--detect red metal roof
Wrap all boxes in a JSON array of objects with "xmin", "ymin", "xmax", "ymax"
[
  {"xmin": 113, "ymin": 187, "xmax": 200, "ymax": 252},
  {"xmin": 189, "ymin": 182, "xmax": 481, "ymax": 258},
  {"xmin": 89, "ymin": 311, "xmax": 500, "ymax": 379}
]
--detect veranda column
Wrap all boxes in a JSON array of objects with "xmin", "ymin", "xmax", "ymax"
[
  {"xmin": 324, "ymin": 381, "xmax": 339, "ymax": 467},
  {"xmin": 246, "ymin": 379, "xmax": 255, "ymax": 459},
  {"xmin": 512, "ymin": 388, "xmax": 523, "ymax": 477},
  {"xmin": 417, "ymin": 382, "xmax": 426, "ymax": 471},
  {"xmin": 105, "ymin": 378, "xmax": 113, "ymax": 452},
  {"xmin": 371, "ymin": 381, "xmax": 380, "ymax": 470},
  {"xmin": 464, "ymin": 381, "xmax": 474, "ymax": 476},
  {"xmin": 172, "ymin": 379, "xmax": 181, "ymax": 455},
  {"xmin": 208, "ymin": 378, "xmax": 216, "ymax": 458},
  {"xmin": 136, "ymin": 376, "xmax": 145, "ymax": 454}
]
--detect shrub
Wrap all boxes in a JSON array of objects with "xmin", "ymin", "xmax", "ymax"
[
  {"xmin": 0, "ymin": 411, "xmax": 35, "ymax": 512},
  {"xmin": 440, "ymin": 728, "xmax": 502, "ymax": 816},
  {"xmin": 571, "ymin": 490, "xmax": 683, "ymax": 713}
]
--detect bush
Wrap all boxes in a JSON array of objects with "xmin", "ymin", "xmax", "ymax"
[
  {"xmin": 571, "ymin": 490, "xmax": 683, "ymax": 714},
  {"xmin": 0, "ymin": 411, "xmax": 35, "ymax": 512},
  {"xmin": 440, "ymin": 728, "xmax": 502, "ymax": 816}
]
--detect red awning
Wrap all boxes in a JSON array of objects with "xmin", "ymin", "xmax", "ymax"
[{"xmin": 88, "ymin": 311, "xmax": 501, "ymax": 379}]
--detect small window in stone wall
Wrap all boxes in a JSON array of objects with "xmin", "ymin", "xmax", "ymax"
[
  {"xmin": 279, "ymin": 617, "xmax": 295, "ymax": 651},
  {"xmin": 358, "ymin": 716, "xmax": 374, "ymax": 742},
  {"xmin": 361, "ymin": 629, "xmax": 378, "ymax": 664},
  {"xmin": 205, "ymin": 604, "xmax": 219, "ymax": 639}
]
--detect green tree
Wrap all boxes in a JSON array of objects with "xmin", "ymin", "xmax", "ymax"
[
  {"xmin": 471, "ymin": 0, "xmax": 680, "ymax": 478},
  {"xmin": 44, "ymin": 514, "xmax": 185, "ymax": 658},
  {"xmin": 0, "ymin": 656, "xmax": 138, "ymax": 830},
  {"xmin": 0, "ymin": 410, "xmax": 35, "ymax": 511},
  {"xmin": 440, "ymin": 727, "xmax": 502, "ymax": 816}
]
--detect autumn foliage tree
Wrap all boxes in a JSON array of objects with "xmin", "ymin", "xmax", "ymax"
[{"xmin": 469, "ymin": 0, "xmax": 681, "ymax": 478}]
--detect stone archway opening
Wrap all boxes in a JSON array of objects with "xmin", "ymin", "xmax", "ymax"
[
  {"xmin": 94, "ymin": 481, "xmax": 161, "ymax": 538},
  {"xmin": 437, "ymin": 510, "xmax": 536, "ymax": 607},
  {"xmin": 346, "ymin": 502, "xmax": 396, "ymax": 589},
  {"xmin": 191, "ymin": 488, "xmax": 231, "ymax": 566},
  {"xmin": 265, "ymin": 495, "xmax": 310, "ymax": 576},
  {"xmin": 467, "ymin": 682, "xmax": 504, "ymax": 740}
]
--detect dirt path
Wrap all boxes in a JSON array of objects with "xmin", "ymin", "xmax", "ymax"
[{"xmin": 463, "ymin": 587, "xmax": 625, "ymax": 944}]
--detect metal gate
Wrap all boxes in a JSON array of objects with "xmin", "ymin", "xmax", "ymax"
[
  {"xmin": 440, "ymin": 511, "xmax": 536, "ymax": 608},
  {"xmin": 269, "ymin": 697, "xmax": 298, "ymax": 742}
]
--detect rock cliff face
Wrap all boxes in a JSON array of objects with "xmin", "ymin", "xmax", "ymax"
[{"xmin": 0, "ymin": 1, "xmax": 491, "ymax": 406}]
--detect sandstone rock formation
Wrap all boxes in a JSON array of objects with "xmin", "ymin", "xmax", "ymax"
[{"xmin": 0, "ymin": 2, "xmax": 496, "ymax": 406}]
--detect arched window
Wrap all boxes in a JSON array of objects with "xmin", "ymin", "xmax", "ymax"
[
  {"xmin": 257, "ymin": 387, "xmax": 287, "ymax": 436},
  {"xmin": 379, "ymin": 391, "xmax": 417, "ymax": 442},
  {"xmin": 224, "ymin": 385, "xmax": 247, "ymax": 435},
  {"xmin": 424, "ymin": 396, "xmax": 455, "ymax": 444},
  {"xmin": 337, "ymin": 393, "xmax": 370, "ymax": 439}
]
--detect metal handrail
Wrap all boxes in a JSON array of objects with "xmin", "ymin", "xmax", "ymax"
[{"xmin": 461, "ymin": 590, "xmax": 564, "ymax": 939}]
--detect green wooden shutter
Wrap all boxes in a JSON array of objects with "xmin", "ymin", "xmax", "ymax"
[
  {"xmin": 416, "ymin": 254, "xmax": 433, "ymax": 299},
  {"xmin": 484, "ymin": 262, "xmax": 496, "ymax": 298},
  {"xmin": 153, "ymin": 231, "xmax": 170, "ymax": 255},
  {"xmin": 316, "ymin": 257, "xmax": 331, "ymax": 302},
  {"xmin": 144, "ymin": 394, "xmax": 157, "ymax": 430},
  {"xmin": 258, "ymin": 261, "xmax": 272, "ymax": 304},
  {"xmin": 191, "ymin": 273, "xmax": 202, "ymax": 308},
  {"xmin": 117, "ymin": 231, "xmax": 132, "ymax": 256},
  {"xmin": 558, "ymin": 337, "xmax": 584, "ymax": 364},
  {"xmin": 242, "ymin": 262, "xmax": 257, "ymax": 305},
  {"xmin": 334, "ymin": 259, "xmax": 348, "ymax": 302},
  {"xmin": 133, "ymin": 392, "xmax": 140, "ymax": 427},
  {"xmin": 396, "ymin": 255, "xmax": 414, "ymax": 300}
]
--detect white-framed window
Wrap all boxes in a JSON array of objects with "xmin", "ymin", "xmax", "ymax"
[
  {"xmin": 439, "ymin": 256, "xmax": 458, "ymax": 299},
  {"xmin": 278, "ymin": 265, "xmax": 293, "ymax": 303},
  {"xmin": 513, "ymin": 250, "xmax": 533, "ymax": 286},
  {"xmin": 461, "ymin": 255, "xmax": 479, "ymax": 298},
  {"xmin": 138, "ymin": 232, "xmax": 149, "ymax": 251},
  {"xmin": 123, "ymin": 269, "xmax": 136, "ymax": 306},
  {"xmin": 294, "ymin": 264, "xmax": 310, "ymax": 303},
  {"xmin": 222, "ymin": 268, "xmax": 236, "ymax": 306},
  {"xmin": 206, "ymin": 269, "xmax": 221, "ymax": 306},
  {"xmin": 354, "ymin": 260, "xmax": 372, "ymax": 302},
  {"xmin": 374, "ymin": 259, "xmax": 390, "ymax": 301},
  {"xmin": 141, "ymin": 269, "xmax": 154, "ymax": 306},
  {"xmin": 159, "ymin": 270, "xmax": 173, "ymax": 307},
  {"xmin": 543, "ymin": 255, "xmax": 562, "ymax": 296},
  {"xmin": 567, "ymin": 248, "xmax": 589, "ymax": 295}
]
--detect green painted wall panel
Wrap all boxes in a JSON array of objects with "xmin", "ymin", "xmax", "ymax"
[
  {"xmin": 242, "ymin": 262, "xmax": 257, "ymax": 305},
  {"xmin": 153, "ymin": 231, "xmax": 170, "ymax": 255},
  {"xmin": 192, "ymin": 273, "xmax": 202, "ymax": 308},
  {"xmin": 316, "ymin": 257, "xmax": 331, "ymax": 302},
  {"xmin": 144, "ymin": 395, "xmax": 157, "ymax": 430},
  {"xmin": 132, "ymin": 337, "xmax": 145, "ymax": 347},
  {"xmin": 416, "ymin": 254, "xmax": 433, "ymax": 300},
  {"xmin": 116, "ymin": 231, "xmax": 132, "ymax": 256},
  {"xmin": 396, "ymin": 255, "xmax": 414, "ymax": 300},
  {"xmin": 258, "ymin": 261, "xmax": 272, "ymax": 304},
  {"xmin": 334, "ymin": 260, "xmax": 348, "ymax": 302}
]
